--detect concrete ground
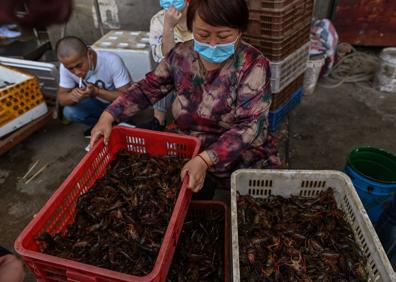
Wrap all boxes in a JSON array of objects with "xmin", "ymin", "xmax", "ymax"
[
  {"xmin": 289, "ymin": 82, "xmax": 396, "ymax": 169},
  {"xmin": 1, "ymin": 78, "xmax": 396, "ymax": 280}
]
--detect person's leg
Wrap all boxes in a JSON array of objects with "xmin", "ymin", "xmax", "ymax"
[
  {"xmin": 152, "ymin": 93, "xmax": 176, "ymax": 126},
  {"xmin": 0, "ymin": 247, "xmax": 25, "ymax": 282},
  {"xmin": 153, "ymin": 110, "xmax": 167, "ymax": 126},
  {"xmin": 136, "ymin": 93, "xmax": 175, "ymax": 131},
  {"xmin": 62, "ymin": 97, "xmax": 108, "ymax": 127},
  {"xmin": 192, "ymin": 173, "xmax": 218, "ymax": 200}
]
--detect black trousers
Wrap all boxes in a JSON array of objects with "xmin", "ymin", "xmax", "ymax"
[
  {"xmin": 192, "ymin": 173, "xmax": 220, "ymax": 200},
  {"xmin": 0, "ymin": 246, "xmax": 11, "ymax": 257}
]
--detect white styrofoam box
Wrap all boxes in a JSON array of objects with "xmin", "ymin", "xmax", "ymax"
[
  {"xmin": 0, "ymin": 64, "xmax": 31, "ymax": 84},
  {"xmin": 92, "ymin": 30, "xmax": 156, "ymax": 82},
  {"xmin": 231, "ymin": 169, "xmax": 396, "ymax": 282},
  {"xmin": 270, "ymin": 42, "xmax": 310, "ymax": 93}
]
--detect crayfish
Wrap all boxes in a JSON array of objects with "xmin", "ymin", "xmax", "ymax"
[
  {"xmin": 35, "ymin": 151, "xmax": 186, "ymax": 276},
  {"xmin": 238, "ymin": 188, "xmax": 368, "ymax": 281}
]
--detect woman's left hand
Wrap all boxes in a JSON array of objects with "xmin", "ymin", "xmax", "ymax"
[{"xmin": 180, "ymin": 155, "xmax": 208, "ymax": 193}]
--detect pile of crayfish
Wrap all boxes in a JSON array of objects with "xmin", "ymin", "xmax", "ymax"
[
  {"xmin": 238, "ymin": 188, "xmax": 368, "ymax": 281},
  {"xmin": 36, "ymin": 151, "xmax": 185, "ymax": 276},
  {"xmin": 167, "ymin": 203, "xmax": 226, "ymax": 282}
]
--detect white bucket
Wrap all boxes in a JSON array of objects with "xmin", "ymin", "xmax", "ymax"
[
  {"xmin": 375, "ymin": 47, "xmax": 396, "ymax": 93},
  {"xmin": 304, "ymin": 56, "xmax": 325, "ymax": 96}
]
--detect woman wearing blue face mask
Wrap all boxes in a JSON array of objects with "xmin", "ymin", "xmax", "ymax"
[
  {"xmin": 91, "ymin": 0, "xmax": 280, "ymax": 198},
  {"xmin": 144, "ymin": 0, "xmax": 193, "ymax": 131}
]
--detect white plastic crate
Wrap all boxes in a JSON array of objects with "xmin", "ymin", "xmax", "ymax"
[
  {"xmin": 231, "ymin": 169, "xmax": 396, "ymax": 282},
  {"xmin": 92, "ymin": 30, "xmax": 156, "ymax": 82},
  {"xmin": 270, "ymin": 42, "xmax": 309, "ymax": 93}
]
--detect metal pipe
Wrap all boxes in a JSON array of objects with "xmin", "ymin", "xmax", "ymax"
[{"xmin": 93, "ymin": 0, "xmax": 105, "ymax": 37}]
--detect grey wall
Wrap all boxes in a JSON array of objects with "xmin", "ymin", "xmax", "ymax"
[
  {"xmin": 48, "ymin": 0, "xmax": 333, "ymax": 49},
  {"xmin": 47, "ymin": 0, "xmax": 160, "ymax": 47},
  {"xmin": 314, "ymin": 0, "xmax": 334, "ymax": 19}
]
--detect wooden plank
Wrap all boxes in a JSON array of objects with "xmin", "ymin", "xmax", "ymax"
[
  {"xmin": 333, "ymin": 0, "xmax": 396, "ymax": 46},
  {"xmin": 0, "ymin": 109, "xmax": 54, "ymax": 156}
]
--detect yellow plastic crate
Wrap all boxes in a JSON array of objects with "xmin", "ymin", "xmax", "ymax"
[{"xmin": 0, "ymin": 64, "xmax": 47, "ymax": 137}]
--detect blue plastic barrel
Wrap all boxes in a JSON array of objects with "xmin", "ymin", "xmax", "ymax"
[
  {"xmin": 345, "ymin": 146, "xmax": 396, "ymax": 223},
  {"xmin": 375, "ymin": 193, "xmax": 396, "ymax": 270}
]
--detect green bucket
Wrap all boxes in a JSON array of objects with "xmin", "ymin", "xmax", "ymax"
[
  {"xmin": 345, "ymin": 146, "xmax": 396, "ymax": 222},
  {"xmin": 347, "ymin": 146, "xmax": 396, "ymax": 183}
]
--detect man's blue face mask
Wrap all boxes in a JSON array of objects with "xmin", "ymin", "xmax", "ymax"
[
  {"xmin": 85, "ymin": 69, "xmax": 95, "ymax": 81},
  {"xmin": 193, "ymin": 36, "xmax": 239, "ymax": 64},
  {"xmin": 85, "ymin": 51, "xmax": 95, "ymax": 81},
  {"xmin": 160, "ymin": 0, "xmax": 185, "ymax": 11}
]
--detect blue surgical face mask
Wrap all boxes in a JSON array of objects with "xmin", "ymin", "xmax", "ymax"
[
  {"xmin": 160, "ymin": 0, "xmax": 185, "ymax": 11},
  {"xmin": 85, "ymin": 52, "xmax": 95, "ymax": 81},
  {"xmin": 193, "ymin": 36, "xmax": 239, "ymax": 64},
  {"xmin": 85, "ymin": 69, "xmax": 94, "ymax": 81}
]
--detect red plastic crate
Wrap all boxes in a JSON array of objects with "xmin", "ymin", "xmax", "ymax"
[
  {"xmin": 246, "ymin": 0, "xmax": 313, "ymax": 39},
  {"xmin": 246, "ymin": 0, "xmax": 304, "ymax": 10},
  {"xmin": 171, "ymin": 201, "xmax": 230, "ymax": 282},
  {"xmin": 271, "ymin": 73, "xmax": 304, "ymax": 111},
  {"xmin": 247, "ymin": 9, "xmax": 311, "ymax": 39},
  {"xmin": 14, "ymin": 126, "xmax": 201, "ymax": 282},
  {"xmin": 247, "ymin": 0, "xmax": 312, "ymax": 22}
]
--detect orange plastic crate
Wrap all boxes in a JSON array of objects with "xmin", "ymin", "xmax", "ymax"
[{"xmin": 14, "ymin": 126, "xmax": 201, "ymax": 282}]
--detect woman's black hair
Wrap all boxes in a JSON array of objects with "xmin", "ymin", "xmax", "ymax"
[{"xmin": 187, "ymin": 0, "xmax": 249, "ymax": 32}]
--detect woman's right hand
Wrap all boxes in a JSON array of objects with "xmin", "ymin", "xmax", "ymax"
[
  {"xmin": 90, "ymin": 111, "xmax": 115, "ymax": 149},
  {"xmin": 180, "ymin": 156, "xmax": 208, "ymax": 193},
  {"xmin": 164, "ymin": 6, "xmax": 182, "ymax": 30}
]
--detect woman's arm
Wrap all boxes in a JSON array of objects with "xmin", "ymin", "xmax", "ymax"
[
  {"xmin": 162, "ymin": 7, "xmax": 182, "ymax": 56},
  {"xmin": 181, "ymin": 55, "xmax": 272, "ymax": 192},
  {"xmin": 149, "ymin": 9, "xmax": 182, "ymax": 63}
]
